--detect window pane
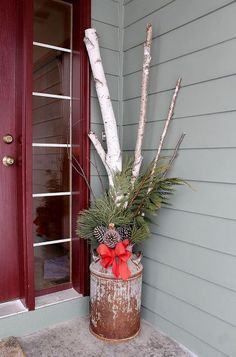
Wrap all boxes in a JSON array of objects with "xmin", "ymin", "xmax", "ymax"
[
  {"xmin": 34, "ymin": 0, "xmax": 71, "ymax": 49},
  {"xmin": 33, "ymin": 196, "xmax": 70, "ymax": 243},
  {"xmin": 33, "ymin": 147, "xmax": 70, "ymax": 194},
  {"xmin": 34, "ymin": 243, "xmax": 70, "ymax": 290},
  {"xmin": 33, "ymin": 0, "xmax": 73, "ymax": 294},
  {"xmin": 33, "ymin": 46, "xmax": 70, "ymax": 96},
  {"xmin": 32, "ymin": 96, "xmax": 70, "ymax": 144}
]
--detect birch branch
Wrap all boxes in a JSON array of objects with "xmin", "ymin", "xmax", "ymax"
[
  {"xmin": 167, "ymin": 132, "xmax": 186, "ymax": 172},
  {"xmin": 84, "ymin": 28, "xmax": 121, "ymax": 175},
  {"xmin": 88, "ymin": 131, "xmax": 113, "ymax": 186},
  {"xmin": 131, "ymin": 24, "xmax": 153, "ymax": 186},
  {"xmin": 160, "ymin": 132, "xmax": 186, "ymax": 180},
  {"xmin": 148, "ymin": 78, "xmax": 182, "ymax": 192}
]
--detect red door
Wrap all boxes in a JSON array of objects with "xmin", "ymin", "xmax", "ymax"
[
  {"xmin": 0, "ymin": 2, "xmax": 22, "ymax": 302},
  {"xmin": 0, "ymin": 0, "xmax": 90, "ymax": 307}
]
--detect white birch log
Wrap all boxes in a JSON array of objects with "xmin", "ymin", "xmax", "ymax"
[
  {"xmin": 84, "ymin": 29, "xmax": 122, "ymax": 178},
  {"xmin": 88, "ymin": 131, "xmax": 113, "ymax": 186},
  {"xmin": 131, "ymin": 24, "xmax": 153, "ymax": 186},
  {"xmin": 148, "ymin": 78, "xmax": 182, "ymax": 192}
]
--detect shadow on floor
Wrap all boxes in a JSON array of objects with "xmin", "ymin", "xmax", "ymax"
[{"xmin": 17, "ymin": 317, "xmax": 193, "ymax": 357}]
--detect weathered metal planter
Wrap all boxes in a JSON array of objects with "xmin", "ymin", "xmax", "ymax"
[{"xmin": 90, "ymin": 258, "xmax": 143, "ymax": 341}]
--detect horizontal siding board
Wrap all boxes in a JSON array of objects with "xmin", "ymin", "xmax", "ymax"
[
  {"xmin": 124, "ymin": 148, "xmax": 236, "ymax": 184},
  {"xmin": 122, "ymin": 111, "xmax": 236, "ymax": 150},
  {"xmin": 123, "ymin": 75, "xmax": 236, "ymax": 124},
  {"xmin": 142, "ymin": 257, "xmax": 236, "ymax": 326},
  {"xmin": 142, "ymin": 235, "xmax": 236, "ymax": 292},
  {"xmin": 124, "ymin": 3, "xmax": 236, "ymax": 74},
  {"xmin": 166, "ymin": 181, "xmax": 236, "ymax": 220},
  {"xmin": 92, "ymin": 0, "xmax": 119, "ymax": 26},
  {"xmin": 124, "ymin": 0, "xmax": 173, "ymax": 27},
  {"xmin": 124, "ymin": 0, "xmax": 234, "ymax": 50},
  {"xmin": 124, "ymin": 37, "xmax": 236, "ymax": 80},
  {"xmin": 150, "ymin": 208, "xmax": 236, "ymax": 257},
  {"xmin": 91, "ymin": 20, "xmax": 119, "ymax": 51},
  {"xmin": 142, "ymin": 284, "xmax": 236, "ymax": 356},
  {"xmin": 124, "ymin": 38, "xmax": 236, "ymax": 98},
  {"xmin": 91, "ymin": 97, "xmax": 119, "ymax": 124},
  {"xmin": 160, "ymin": 149, "xmax": 235, "ymax": 184},
  {"xmin": 142, "ymin": 307, "xmax": 225, "ymax": 357}
]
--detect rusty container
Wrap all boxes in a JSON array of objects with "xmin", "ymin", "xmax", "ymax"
[{"xmin": 90, "ymin": 258, "xmax": 143, "ymax": 341}]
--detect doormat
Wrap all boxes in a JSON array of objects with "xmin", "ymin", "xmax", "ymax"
[
  {"xmin": 0, "ymin": 336, "xmax": 25, "ymax": 357},
  {"xmin": 44, "ymin": 254, "xmax": 69, "ymax": 280}
]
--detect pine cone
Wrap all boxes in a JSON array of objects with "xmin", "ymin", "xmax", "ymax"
[
  {"xmin": 103, "ymin": 229, "xmax": 121, "ymax": 248},
  {"xmin": 93, "ymin": 225, "xmax": 106, "ymax": 243},
  {"xmin": 117, "ymin": 225, "xmax": 132, "ymax": 241}
]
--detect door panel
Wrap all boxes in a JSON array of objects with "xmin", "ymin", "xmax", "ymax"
[
  {"xmin": 0, "ymin": 0, "xmax": 90, "ymax": 305},
  {"xmin": 0, "ymin": 1, "xmax": 20, "ymax": 302}
]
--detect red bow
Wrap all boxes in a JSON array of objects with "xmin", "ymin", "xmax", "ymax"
[{"xmin": 97, "ymin": 239, "xmax": 132, "ymax": 280}]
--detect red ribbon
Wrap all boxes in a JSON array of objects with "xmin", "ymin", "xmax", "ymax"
[{"xmin": 97, "ymin": 239, "xmax": 132, "ymax": 280}]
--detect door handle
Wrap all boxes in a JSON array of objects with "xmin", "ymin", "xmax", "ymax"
[
  {"xmin": 2, "ymin": 156, "xmax": 15, "ymax": 167},
  {"xmin": 3, "ymin": 134, "xmax": 14, "ymax": 144}
]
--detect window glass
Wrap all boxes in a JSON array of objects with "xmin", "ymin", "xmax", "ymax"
[{"xmin": 34, "ymin": 0, "xmax": 71, "ymax": 48}]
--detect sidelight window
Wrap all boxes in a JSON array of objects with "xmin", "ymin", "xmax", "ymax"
[{"xmin": 32, "ymin": 0, "xmax": 73, "ymax": 292}]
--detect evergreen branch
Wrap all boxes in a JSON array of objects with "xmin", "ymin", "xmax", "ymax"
[{"xmin": 130, "ymin": 224, "xmax": 150, "ymax": 244}]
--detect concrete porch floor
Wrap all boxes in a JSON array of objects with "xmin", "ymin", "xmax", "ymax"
[{"xmin": 17, "ymin": 316, "xmax": 194, "ymax": 356}]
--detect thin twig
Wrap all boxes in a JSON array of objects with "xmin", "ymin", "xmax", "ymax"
[
  {"xmin": 165, "ymin": 133, "xmax": 186, "ymax": 176},
  {"xmin": 71, "ymin": 154, "xmax": 96, "ymax": 200},
  {"xmin": 148, "ymin": 78, "xmax": 182, "ymax": 192},
  {"xmin": 71, "ymin": 162, "xmax": 95, "ymax": 201}
]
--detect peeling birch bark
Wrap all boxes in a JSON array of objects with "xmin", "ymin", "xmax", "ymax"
[
  {"xmin": 84, "ymin": 29, "xmax": 122, "ymax": 179},
  {"xmin": 148, "ymin": 78, "xmax": 182, "ymax": 192},
  {"xmin": 131, "ymin": 24, "xmax": 153, "ymax": 186}
]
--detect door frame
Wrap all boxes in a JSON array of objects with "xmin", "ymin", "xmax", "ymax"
[{"xmin": 18, "ymin": 0, "xmax": 90, "ymax": 310}]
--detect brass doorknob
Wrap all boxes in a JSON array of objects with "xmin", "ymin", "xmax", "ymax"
[
  {"xmin": 2, "ymin": 156, "xmax": 15, "ymax": 167},
  {"xmin": 3, "ymin": 134, "xmax": 14, "ymax": 144}
]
